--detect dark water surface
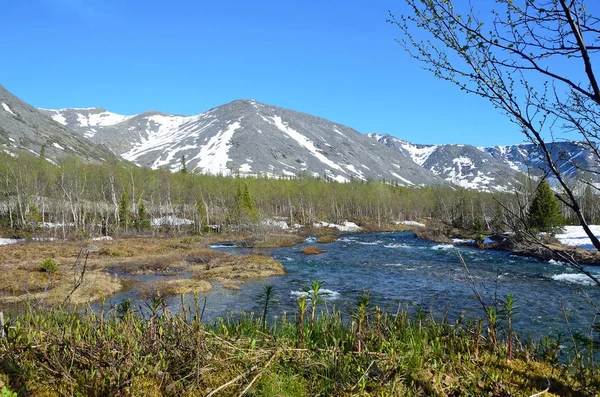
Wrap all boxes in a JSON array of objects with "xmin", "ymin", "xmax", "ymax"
[{"xmin": 108, "ymin": 231, "xmax": 600, "ymax": 340}]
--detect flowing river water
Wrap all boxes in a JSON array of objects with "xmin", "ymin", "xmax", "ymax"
[{"xmin": 109, "ymin": 231, "xmax": 600, "ymax": 341}]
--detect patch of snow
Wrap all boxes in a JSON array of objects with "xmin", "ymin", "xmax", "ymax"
[
  {"xmin": 52, "ymin": 142, "xmax": 65, "ymax": 150},
  {"xmin": 313, "ymin": 221, "xmax": 361, "ymax": 232},
  {"xmin": 261, "ymin": 219, "xmax": 289, "ymax": 229},
  {"xmin": 400, "ymin": 141, "xmax": 439, "ymax": 166},
  {"xmin": 0, "ymin": 238, "xmax": 24, "ymax": 245},
  {"xmin": 2, "ymin": 102, "xmax": 16, "ymax": 116},
  {"xmin": 393, "ymin": 220, "xmax": 426, "ymax": 227},
  {"xmin": 92, "ymin": 236, "xmax": 113, "ymax": 241},
  {"xmin": 192, "ymin": 121, "xmax": 241, "ymax": 176},
  {"xmin": 556, "ymin": 225, "xmax": 600, "ymax": 250},
  {"xmin": 282, "ymin": 169, "xmax": 296, "ymax": 177},
  {"xmin": 151, "ymin": 216, "xmax": 194, "ymax": 226},
  {"xmin": 391, "ymin": 172, "xmax": 414, "ymax": 185},
  {"xmin": 267, "ymin": 115, "xmax": 345, "ymax": 173},
  {"xmin": 239, "ymin": 163, "xmax": 253, "ymax": 173}
]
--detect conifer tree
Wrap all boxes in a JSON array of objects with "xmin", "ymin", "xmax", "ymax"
[
  {"xmin": 135, "ymin": 201, "xmax": 151, "ymax": 231},
  {"xmin": 180, "ymin": 155, "xmax": 188, "ymax": 174},
  {"xmin": 526, "ymin": 179, "xmax": 563, "ymax": 234},
  {"xmin": 118, "ymin": 192, "xmax": 130, "ymax": 228}
]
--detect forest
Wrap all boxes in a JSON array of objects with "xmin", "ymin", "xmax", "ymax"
[{"xmin": 1, "ymin": 152, "xmax": 598, "ymax": 240}]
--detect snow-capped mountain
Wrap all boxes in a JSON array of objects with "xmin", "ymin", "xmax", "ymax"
[
  {"xmin": 370, "ymin": 134, "xmax": 521, "ymax": 192},
  {"xmin": 0, "ymin": 85, "xmax": 114, "ymax": 163},
  {"xmin": 43, "ymin": 100, "xmax": 446, "ymax": 186},
  {"xmin": 481, "ymin": 142, "xmax": 600, "ymax": 183}
]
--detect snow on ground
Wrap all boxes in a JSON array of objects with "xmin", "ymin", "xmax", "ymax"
[
  {"xmin": 92, "ymin": 236, "xmax": 113, "ymax": 241},
  {"xmin": 556, "ymin": 225, "xmax": 600, "ymax": 250},
  {"xmin": 391, "ymin": 173, "xmax": 414, "ymax": 186},
  {"xmin": 399, "ymin": 141, "xmax": 439, "ymax": 166},
  {"xmin": 261, "ymin": 219, "xmax": 289, "ymax": 229},
  {"xmin": 0, "ymin": 238, "xmax": 24, "ymax": 245},
  {"xmin": 151, "ymin": 216, "xmax": 194, "ymax": 226},
  {"xmin": 122, "ymin": 113, "xmax": 218, "ymax": 169},
  {"xmin": 239, "ymin": 163, "xmax": 253, "ymax": 173},
  {"xmin": 313, "ymin": 221, "xmax": 361, "ymax": 232},
  {"xmin": 393, "ymin": 220, "xmax": 426, "ymax": 227},
  {"xmin": 52, "ymin": 142, "xmax": 65, "ymax": 150},
  {"xmin": 192, "ymin": 121, "xmax": 241, "ymax": 175},
  {"xmin": 267, "ymin": 115, "xmax": 346, "ymax": 173},
  {"xmin": 2, "ymin": 102, "xmax": 16, "ymax": 116}
]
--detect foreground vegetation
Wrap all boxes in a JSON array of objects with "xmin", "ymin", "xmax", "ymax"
[{"xmin": 0, "ymin": 291, "xmax": 598, "ymax": 396}]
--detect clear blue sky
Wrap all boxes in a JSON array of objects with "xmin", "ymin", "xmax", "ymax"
[{"xmin": 1, "ymin": 0, "xmax": 525, "ymax": 146}]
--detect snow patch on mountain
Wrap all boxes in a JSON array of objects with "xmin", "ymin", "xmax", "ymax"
[
  {"xmin": 192, "ymin": 121, "xmax": 241, "ymax": 175},
  {"xmin": 2, "ymin": 102, "xmax": 16, "ymax": 116},
  {"xmin": 267, "ymin": 115, "xmax": 345, "ymax": 173},
  {"xmin": 400, "ymin": 141, "xmax": 439, "ymax": 166}
]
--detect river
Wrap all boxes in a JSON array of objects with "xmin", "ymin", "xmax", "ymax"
[{"xmin": 108, "ymin": 231, "xmax": 600, "ymax": 341}]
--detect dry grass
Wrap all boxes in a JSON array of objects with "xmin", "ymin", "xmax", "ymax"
[
  {"xmin": 0, "ymin": 270, "xmax": 122, "ymax": 305},
  {"xmin": 316, "ymin": 235, "xmax": 338, "ymax": 243},
  {"xmin": 301, "ymin": 246, "xmax": 324, "ymax": 255},
  {"xmin": 193, "ymin": 253, "xmax": 286, "ymax": 280},
  {"xmin": 185, "ymin": 249, "xmax": 227, "ymax": 264},
  {"xmin": 251, "ymin": 233, "xmax": 305, "ymax": 248},
  {"xmin": 160, "ymin": 279, "xmax": 212, "ymax": 295}
]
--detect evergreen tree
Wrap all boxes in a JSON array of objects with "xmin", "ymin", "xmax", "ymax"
[
  {"xmin": 526, "ymin": 179, "xmax": 563, "ymax": 234},
  {"xmin": 135, "ymin": 201, "xmax": 151, "ymax": 231},
  {"xmin": 118, "ymin": 192, "xmax": 130, "ymax": 227},
  {"xmin": 180, "ymin": 155, "xmax": 188, "ymax": 174}
]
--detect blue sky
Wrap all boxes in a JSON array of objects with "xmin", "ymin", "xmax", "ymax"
[{"xmin": 1, "ymin": 0, "xmax": 525, "ymax": 146}]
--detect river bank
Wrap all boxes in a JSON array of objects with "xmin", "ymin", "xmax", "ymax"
[{"xmin": 414, "ymin": 224, "xmax": 600, "ymax": 267}]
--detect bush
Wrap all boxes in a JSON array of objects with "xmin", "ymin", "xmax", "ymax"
[
  {"xmin": 40, "ymin": 258, "xmax": 59, "ymax": 274},
  {"xmin": 301, "ymin": 246, "xmax": 324, "ymax": 255},
  {"xmin": 316, "ymin": 235, "xmax": 337, "ymax": 243}
]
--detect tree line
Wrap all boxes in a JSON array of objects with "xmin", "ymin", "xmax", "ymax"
[{"xmin": 0, "ymin": 152, "xmax": 596, "ymax": 239}]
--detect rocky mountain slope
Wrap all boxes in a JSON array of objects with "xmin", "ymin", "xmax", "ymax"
[
  {"xmin": 42, "ymin": 101, "xmax": 447, "ymax": 186},
  {"xmin": 481, "ymin": 142, "xmax": 600, "ymax": 183},
  {"xmin": 370, "ymin": 134, "xmax": 522, "ymax": 192},
  {"xmin": 0, "ymin": 85, "xmax": 114, "ymax": 163}
]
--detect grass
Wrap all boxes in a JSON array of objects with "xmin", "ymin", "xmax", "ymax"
[
  {"xmin": 191, "ymin": 253, "xmax": 286, "ymax": 280},
  {"xmin": 0, "ymin": 293, "xmax": 598, "ymax": 396},
  {"xmin": 301, "ymin": 246, "xmax": 324, "ymax": 255},
  {"xmin": 316, "ymin": 235, "xmax": 338, "ymax": 243},
  {"xmin": 0, "ymin": 237, "xmax": 285, "ymax": 305}
]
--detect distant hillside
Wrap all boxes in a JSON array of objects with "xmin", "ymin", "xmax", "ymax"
[{"xmin": 0, "ymin": 85, "xmax": 114, "ymax": 163}]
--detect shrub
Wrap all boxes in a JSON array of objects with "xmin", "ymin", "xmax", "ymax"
[
  {"xmin": 301, "ymin": 246, "xmax": 324, "ymax": 255},
  {"xmin": 316, "ymin": 235, "xmax": 337, "ymax": 243},
  {"xmin": 40, "ymin": 258, "xmax": 59, "ymax": 274}
]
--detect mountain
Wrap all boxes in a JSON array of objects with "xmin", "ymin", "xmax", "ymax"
[
  {"xmin": 370, "ymin": 134, "xmax": 522, "ymax": 192},
  {"xmin": 480, "ymin": 142, "xmax": 600, "ymax": 183},
  {"xmin": 0, "ymin": 85, "xmax": 114, "ymax": 163},
  {"xmin": 42, "ymin": 100, "xmax": 447, "ymax": 186}
]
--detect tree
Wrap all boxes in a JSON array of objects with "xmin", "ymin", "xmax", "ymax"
[
  {"xmin": 180, "ymin": 155, "xmax": 188, "ymax": 174},
  {"xmin": 134, "ymin": 201, "xmax": 151, "ymax": 231},
  {"xmin": 118, "ymin": 192, "xmax": 130, "ymax": 228},
  {"xmin": 391, "ymin": 0, "xmax": 600, "ymax": 251},
  {"xmin": 527, "ymin": 179, "xmax": 564, "ymax": 233}
]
